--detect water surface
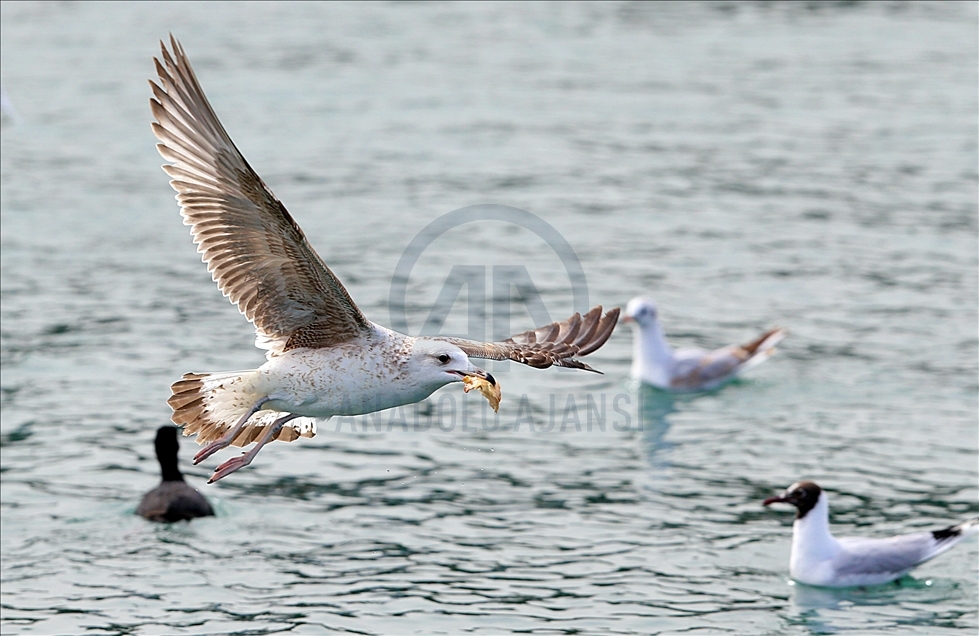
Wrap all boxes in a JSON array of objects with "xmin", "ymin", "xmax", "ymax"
[{"xmin": 2, "ymin": 2, "xmax": 977, "ymax": 634}]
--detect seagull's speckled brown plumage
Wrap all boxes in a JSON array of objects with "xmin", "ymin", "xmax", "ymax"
[{"xmin": 150, "ymin": 36, "xmax": 620, "ymax": 481}]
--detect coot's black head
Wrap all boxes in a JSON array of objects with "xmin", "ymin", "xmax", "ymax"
[
  {"xmin": 763, "ymin": 480, "xmax": 822, "ymax": 520},
  {"xmin": 154, "ymin": 425, "xmax": 184, "ymax": 482}
]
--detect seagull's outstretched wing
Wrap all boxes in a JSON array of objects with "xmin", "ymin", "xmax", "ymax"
[
  {"xmin": 434, "ymin": 306, "xmax": 619, "ymax": 372},
  {"xmin": 150, "ymin": 36, "xmax": 372, "ymax": 354}
]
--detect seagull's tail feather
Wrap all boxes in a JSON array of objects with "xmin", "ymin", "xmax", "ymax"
[
  {"xmin": 735, "ymin": 327, "xmax": 787, "ymax": 372},
  {"xmin": 741, "ymin": 327, "xmax": 787, "ymax": 356},
  {"xmin": 168, "ymin": 371, "xmax": 316, "ymax": 446},
  {"xmin": 925, "ymin": 518, "xmax": 979, "ymax": 561},
  {"xmin": 933, "ymin": 518, "xmax": 979, "ymax": 541},
  {"xmin": 960, "ymin": 518, "xmax": 979, "ymax": 535}
]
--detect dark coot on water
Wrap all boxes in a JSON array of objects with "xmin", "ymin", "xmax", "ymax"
[{"xmin": 137, "ymin": 426, "xmax": 214, "ymax": 522}]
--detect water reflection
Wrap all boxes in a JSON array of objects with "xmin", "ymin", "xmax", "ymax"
[
  {"xmin": 790, "ymin": 576, "xmax": 949, "ymax": 611},
  {"xmin": 637, "ymin": 384, "xmax": 677, "ymax": 469},
  {"xmin": 786, "ymin": 576, "xmax": 965, "ymax": 634}
]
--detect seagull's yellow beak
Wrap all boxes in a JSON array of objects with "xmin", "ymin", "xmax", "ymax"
[{"xmin": 451, "ymin": 367, "xmax": 496, "ymax": 387}]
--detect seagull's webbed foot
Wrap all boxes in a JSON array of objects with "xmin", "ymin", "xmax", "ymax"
[
  {"xmin": 208, "ymin": 454, "xmax": 252, "ymax": 483},
  {"xmin": 206, "ymin": 413, "xmax": 299, "ymax": 483},
  {"xmin": 194, "ymin": 397, "xmax": 271, "ymax": 465}
]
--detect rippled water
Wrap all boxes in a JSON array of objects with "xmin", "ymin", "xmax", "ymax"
[{"xmin": 2, "ymin": 2, "xmax": 977, "ymax": 634}]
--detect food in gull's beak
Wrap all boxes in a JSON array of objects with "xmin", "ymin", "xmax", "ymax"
[{"xmin": 462, "ymin": 374, "xmax": 502, "ymax": 412}]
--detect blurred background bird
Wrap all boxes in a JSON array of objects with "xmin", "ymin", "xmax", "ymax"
[
  {"xmin": 136, "ymin": 426, "xmax": 214, "ymax": 522},
  {"xmin": 622, "ymin": 297, "xmax": 785, "ymax": 391}
]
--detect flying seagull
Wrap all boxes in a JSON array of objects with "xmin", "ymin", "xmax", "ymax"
[
  {"xmin": 764, "ymin": 480, "xmax": 978, "ymax": 588},
  {"xmin": 137, "ymin": 426, "xmax": 214, "ymax": 522},
  {"xmin": 150, "ymin": 37, "xmax": 619, "ymax": 483},
  {"xmin": 621, "ymin": 297, "xmax": 785, "ymax": 391}
]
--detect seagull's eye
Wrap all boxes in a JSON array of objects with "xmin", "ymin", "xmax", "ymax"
[{"xmin": 437, "ymin": 354, "xmax": 451, "ymax": 364}]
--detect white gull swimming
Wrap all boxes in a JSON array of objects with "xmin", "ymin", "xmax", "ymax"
[
  {"xmin": 150, "ymin": 37, "xmax": 619, "ymax": 482},
  {"xmin": 764, "ymin": 480, "xmax": 979, "ymax": 588},
  {"xmin": 621, "ymin": 297, "xmax": 785, "ymax": 391}
]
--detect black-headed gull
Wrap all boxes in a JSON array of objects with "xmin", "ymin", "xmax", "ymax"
[
  {"xmin": 151, "ymin": 37, "xmax": 619, "ymax": 482},
  {"xmin": 136, "ymin": 426, "xmax": 214, "ymax": 522},
  {"xmin": 621, "ymin": 297, "xmax": 785, "ymax": 391},
  {"xmin": 764, "ymin": 480, "xmax": 979, "ymax": 588}
]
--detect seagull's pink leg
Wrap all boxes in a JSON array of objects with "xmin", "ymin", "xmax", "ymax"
[
  {"xmin": 194, "ymin": 397, "xmax": 271, "ymax": 465},
  {"xmin": 207, "ymin": 413, "xmax": 299, "ymax": 483}
]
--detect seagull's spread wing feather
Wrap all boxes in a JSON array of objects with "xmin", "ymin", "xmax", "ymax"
[
  {"xmin": 150, "ymin": 36, "xmax": 371, "ymax": 353},
  {"xmin": 434, "ymin": 306, "xmax": 619, "ymax": 372}
]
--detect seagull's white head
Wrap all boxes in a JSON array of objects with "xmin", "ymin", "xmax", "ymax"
[
  {"xmin": 763, "ymin": 480, "xmax": 824, "ymax": 520},
  {"xmin": 409, "ymin": 339, "xmax": 495, "ymax": 389},
  {"xmin": 622, "ymin": 297, "xmax": 659, "ymax": 328}
]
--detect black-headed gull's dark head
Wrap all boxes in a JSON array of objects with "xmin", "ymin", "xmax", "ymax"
[{"xmin": 764, "ymin": 480, "xmax": 824, "ymax": 520}]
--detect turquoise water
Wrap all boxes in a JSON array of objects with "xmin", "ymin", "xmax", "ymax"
[{"xmin": 2, "ymin": 2, "xmax": 976, "ymax": 634}]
